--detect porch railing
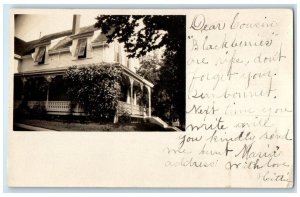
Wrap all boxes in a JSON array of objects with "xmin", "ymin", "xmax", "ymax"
[
  {"xmin": 32, "ymin": 101, "xmax": 85, "ymax": 115},
  {"xmin": 117, "ymin": 101, "xmax": 144, "ymax": 116},
  {"xmin": 46, "ymin": 101, "xmax": 85, "ymax": 115},
  {"xmin": 15, "ymin": 100, "xmax": 145, "ymax": 116}
]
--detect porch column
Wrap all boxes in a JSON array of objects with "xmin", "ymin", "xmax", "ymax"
[
  {"xmin": 126, "ymin": 89, "xmax": 130, "ymax": 104},
  {"xmin": 140, "ymin": 83, "xmax": 145, "ymax": 117},
  {"xmin": 134, "ymin": 91, "xmax": 137, "ymax": 105},
  {"xmin": 44, "ymin": 75, "xmax": 54, "ymax": 108},
  {"xmin": 129, "ymin": 77, "xmax": 134, "ymax": 114},
  {"xmin": 20, "ymin": 77, "xmax": 27, "ymax": 100},
  {"xmin": 146, "ymin": 86, "xmax": 151, "ymax": 117}
]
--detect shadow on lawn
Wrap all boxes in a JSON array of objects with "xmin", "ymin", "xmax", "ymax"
[{"xmin": 14, "ymin": 119, "xmax": 174, "ymax": 132}]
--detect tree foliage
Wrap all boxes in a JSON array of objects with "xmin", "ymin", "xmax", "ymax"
[
  {"xmin": 95, "ymin": 15, "xmax": 185, "ymax": 58},
  {"xmin": 137, "ymin": 56, "xmax": 161, "ymax": 85},
  {"xmin": 63, "ymin": 63, "xmax": 122, "ymax": 122},
  {"xmin": 95, "ymin": 15, "xmax": 186, "ymax": 127}
]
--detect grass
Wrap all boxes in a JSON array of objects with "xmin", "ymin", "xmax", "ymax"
[{"xmin": 16, "ymin": 119, "xmax": 169, "ymax": 132}]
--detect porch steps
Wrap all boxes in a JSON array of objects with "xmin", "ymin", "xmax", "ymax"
[
  {"xmin": 170, "ymin": 126, "xmax": 182, "ymax": 132},
  {"xmin": 145, "ymin": 116, "xmax": 183, "ymax": 131},
  {"xmin": 146, "ymin": 116, "xmax": 168, "ymax": 128}
]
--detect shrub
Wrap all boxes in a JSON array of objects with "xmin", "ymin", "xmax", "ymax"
[
  {"xmin": 14, "ymin": 104, "xmax": 31, "ymax": 121},
  {"xmin": 64, "ymin": 63, "xmax": 122, "ymax": 123},
  {"xmin": 118, "ymin": 112, "xmax": 131, "ymax": 124},
  {"xmin": 29, "ymin": 104, "xmax": 47, "ymax": 119}
]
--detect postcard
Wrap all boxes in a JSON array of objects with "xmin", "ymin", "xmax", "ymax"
[{"xmin": 9, "ymin": 8, "xmax": 293, "ymax": 187}]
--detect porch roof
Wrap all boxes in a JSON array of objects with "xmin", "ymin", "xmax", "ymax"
[{"xmin": 14, "ymin": 63, "xmax": 154, "ymax": 88}]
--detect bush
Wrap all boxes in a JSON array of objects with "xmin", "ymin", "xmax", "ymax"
[
  {"xmin": 118, "ymin": 112, "xmax": 131, "ymax": 124},
  {"xmin": 14, "ymin": 104, "xmax": 31, "ymax": 121},
  {"xmin": 64, "ymin": 63, "xmax": 122, "ymax": 123},
  {"xmin": 29, "ymin": 104, "xmax": 47, "ymax": 119}
]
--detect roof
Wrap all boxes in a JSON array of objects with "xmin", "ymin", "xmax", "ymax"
[
  {"xmin": 50, "ymin": 36, "xmax": 73, "ymax": 51},
  {"xmin": 39, "ymin": 29, "xmax": 72, "ymax": 43},
  {"xmin": 14, "ymin": 37, "xmax": 28, "ymax": 56},
  {"xmin": 14, "ymin": 62, "xmax": 154, "ymax": 88},
  {"xmin": 92, "ymin": 33, "xmax": 108, "ymax": 43},
  {"xmin": 14, "ymin": 25, "xmax": 103, "ymax": 56}
]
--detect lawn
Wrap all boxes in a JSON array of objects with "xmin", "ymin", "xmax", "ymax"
[{"xmin": 15, "ymin": 119, "xmax": 170, "ymax": 132}]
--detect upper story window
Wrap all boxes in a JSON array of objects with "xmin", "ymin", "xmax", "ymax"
[
  {"xmin": 75, "ymin": 38, "xmax": 87, "ymax": 59},
  {"xmin": 34, "ymin": 46, "xmax": 46, "ymax": 65},
  {"xmin": 114, "ymin": 43, "xmax": 121, "ymax": 63}
]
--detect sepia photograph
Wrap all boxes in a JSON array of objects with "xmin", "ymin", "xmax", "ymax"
[{"xmin": 13, "ymin": 13, "xmax": 186, "ymax": 132}]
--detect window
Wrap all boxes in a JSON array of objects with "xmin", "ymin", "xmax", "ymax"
[
  {"xmin": 114, "ymin": 43, "xmax": 121, "ymax": 63},
  {"xmin": 34, "ymin": 46, "xmax": 46, "ymax": 64},
  {"xmin": 126, "ymin": 57, "xmax": 130, "ymax": 68},
  {"xmin": 75, "ymin": 38, "xmax": 87, "ymax": 59}
]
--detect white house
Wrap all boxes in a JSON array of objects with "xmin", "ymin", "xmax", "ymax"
[{"xmin": 14, "ymin": 15, "xmax": 154, "ymax": 120}]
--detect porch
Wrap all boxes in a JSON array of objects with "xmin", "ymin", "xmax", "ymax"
[{"xmin": 13, "ymin": 64, "xmax": 153, "ymax": 120}]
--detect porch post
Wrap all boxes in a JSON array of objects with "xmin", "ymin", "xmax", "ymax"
[
  {"xmin": 140, "ymin": 83, "xmax": 145, "ymax": 117},
  {"xmin": 134, "ymin": 91, "xmax": 137, "ymax": 105},
  {"xmin": 129, "ymin": 77, "xmax": 133, "ymax": 115},
  {"xmin": 147, "ymin": 86, "xmax": 151, "ymax": 117},
  {"xmin": 46, "ymin": 88, "xmax": 49, "ymax": 103},
  {"xmin": 44, "ymin": 75, "xmax": 54, "ymax": 109},
  {"xmin": 20, "ymin": 77, "xmax": 27, "ymax": 100},
  {"xmin": 126, "ymin": 89, "xmax": 130, "ymax": 104}
]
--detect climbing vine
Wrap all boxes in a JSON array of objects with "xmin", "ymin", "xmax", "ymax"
[{"xmin": 64, "ymin": 63, "xmax": 122, "ymax": 122}]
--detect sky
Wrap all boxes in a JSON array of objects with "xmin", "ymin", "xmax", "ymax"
[{"xmin": 15, "ymin": 13, "xmax": 99, "ymax": 42}]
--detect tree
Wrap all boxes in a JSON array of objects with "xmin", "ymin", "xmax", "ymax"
[
  {"xmin": 138, "ymin": 54, "xmax": 162, "ymax": 85},
  {"xmin": 137, "ymin": 54, "xmax": 171, "ymax": 123},
  {"xmin": 95, "ymin": 15, "xmax": 186, "ymax": 128},
  {"xmin": 63, "ymin": 63, "xmax": 122, "ymax": 122}
]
